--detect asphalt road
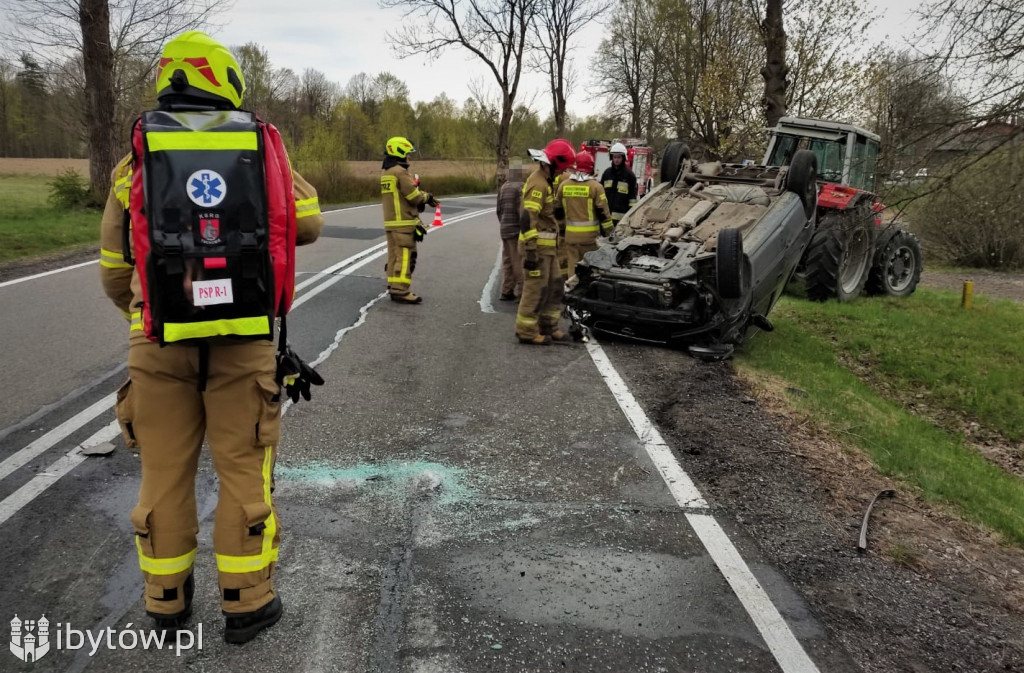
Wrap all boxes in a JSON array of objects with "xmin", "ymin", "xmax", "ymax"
[{"xmin": 0, "ymin": 195, "xmax": 858, "ymax": 672}]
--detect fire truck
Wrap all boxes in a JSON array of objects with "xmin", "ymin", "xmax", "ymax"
[{"xmin": 579, "ymin": 138, "xmax": 656, "ymax": 196}]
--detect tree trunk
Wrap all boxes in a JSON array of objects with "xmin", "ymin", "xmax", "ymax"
[
  {"xmin": 496, "ymin": 96, "xmax": 512, "ymax": 187},
  {"xmin": 760, "ymin": 0, "xmax": 788, "ymax": 128},
  {"xmin": 79, "ymin": 0, "xmax": 118, "ymax": 203}
]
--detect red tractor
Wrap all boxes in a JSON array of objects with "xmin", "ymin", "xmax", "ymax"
[
  {"xmin": 763, "ymin": 117, "xmax": 923, "ymax": 300},
  {"xmin": 579, "ymin": 138, "xmax": 656, "ymax": 197}
]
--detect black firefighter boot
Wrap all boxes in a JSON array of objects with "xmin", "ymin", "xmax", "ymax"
[
  {"xmin": 224, "ymin": 595, "xmax": 284, "ymax": 644},
  {"xmin": 147, "ymin": 572, "xmax": 194, "ymax": 631}
]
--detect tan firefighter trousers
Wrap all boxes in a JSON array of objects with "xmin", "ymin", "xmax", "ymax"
[
  {"xmin": 386, "ymin": 227, "xmax": 417, "ymax": 296},
  {"xmin": 515, "ymin": 243, "xmax": 563, "ymax": 339},
  {"xmin": 563, "ymin": 241, "xmax": 599, "ymax": 278},
  {"xmin": 122, "ymin": 338, "xmax": 281, "ymax": 615}
]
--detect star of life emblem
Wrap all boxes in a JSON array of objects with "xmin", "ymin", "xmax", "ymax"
[{"xmin": 187, "ymin": 170, "xmax": 226, "ymax": 207}]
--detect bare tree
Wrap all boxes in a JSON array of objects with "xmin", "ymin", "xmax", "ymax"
[
  {"xmin": 756, "ymin": 0, "xmax": 787, "ymax": 127},
  {"xmin": 3, "ymin": 0, "xmax": 230, "ymax": 198},
  {"xmin": 531, "ymin": 0, "xmax": 608, "ymax": 137},
  {"xmin": 79, "ymin": 0, "xmax": 115, "ymax": 201},
  {"xmin": 593, "ymin": 0, "xmax": 660, "ymax": 139},
  {"xmin": 299, "ymin": 68, "xmax": 339, "ymax": 122},
  {"xmin": 379, "ymin": 0, "xmax": 535, "ymax": 184}
]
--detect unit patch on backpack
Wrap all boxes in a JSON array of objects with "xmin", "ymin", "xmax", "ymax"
[{"xmin": 128, "ymin": 109, "xmax": 297, "ymax": 344}]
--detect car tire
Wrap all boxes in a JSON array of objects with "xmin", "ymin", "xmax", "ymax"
[
  {"xmin": 785, "ymin": 150, "xmax": 818, "ymax": 219},
  {"xmin": 717, "ymin": 227, "xmax": 744, "ymax": 299},
  {"xmin": 803, "ymin": 212, "xmax": 873, "ymax": 302},
  {"xmin": 660, "ymin": 142, "xmax": 691, "ymax": 185},
  {"xmin": 866, "ymin": 227, "xmax": 922, "ymax": 297}
]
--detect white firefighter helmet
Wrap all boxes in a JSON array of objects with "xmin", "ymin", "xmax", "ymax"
[{"xmin": 609, "ymin": 142, "xmax": 628, "ymax": 156}]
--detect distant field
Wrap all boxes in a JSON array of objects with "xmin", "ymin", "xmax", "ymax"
[
  {"xmin": 0, "ymin": 158, "xmax": 89, "ymax": 176},
  {"xmin": 0, "ymin": 157, "xmax": 495, "ymax": 180}
]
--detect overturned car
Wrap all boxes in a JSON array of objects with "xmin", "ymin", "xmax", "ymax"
[{"xmin": 564, "ymin": 144, "xmax": 818, "ymax": 359}]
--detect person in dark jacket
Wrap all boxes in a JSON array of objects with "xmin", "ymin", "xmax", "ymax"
[
  {"xmin": 600, "ymin": 142, "xmax": 638, "ymax": 224},
  {"xmin": 496, "ymin": 165, "xmax": 525, "ymax": 300}
]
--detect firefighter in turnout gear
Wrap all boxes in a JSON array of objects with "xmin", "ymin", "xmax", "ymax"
[
  {"xmin": 381, "ymin": 136, "xmax": 437, "ymax": 304},
  {"xmin": 555, "ymin": 151, "xmax": 613, "ymax": 277},
  {"xmin": 601, "ymin": 142, "xmax": 638, "ymax": 224},
  {"xmin": 99, "ymin": 31, "xmax": 324, "ymax": 644},
  {"xmin": 516, "ymin": 139, "xmax": 576, "ymax": 345}
]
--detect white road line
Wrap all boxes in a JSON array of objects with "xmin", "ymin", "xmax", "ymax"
[
  {"xmin": 0, "ymin": 421, "xmax": 120, "ymax": 527},
  {"xmin": 0, "ymin": 393, "xmax": 117, "ymax": 482},
  {"xmin": 290, "ymin": 208, "xmax": 491, "ymax": 311},
  {"xmin": 479, "ymin": 244, "xmax": 502, "ymax": 314},
  {"xmin": 294, "ymin": 241, "xmax": 387, "ymax": 293},
  {"xmin": 585, "ymin": 338, "xmax": 821, "ymax": 673},
  {"xmin": 0, "ymin": 260, "xmax": 97, "ymax": 289},
  {"xmin": 0, "ymin": 208, "xmax": 492, "ymax": 526}
]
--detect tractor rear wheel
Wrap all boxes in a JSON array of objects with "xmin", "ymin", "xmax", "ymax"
[
  {"xmin": 866, "ymin": 227, "xmax": 922, "ymax": 297},
  {"xmin": 803, "ymin": 212, "xmax": 873, "ymax": 302}
]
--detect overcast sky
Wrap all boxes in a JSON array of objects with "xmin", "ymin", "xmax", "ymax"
[
  {"xmin": 212, "ymin": 0, "xmax": 925, "ymax": 118},
  {"xmin": 0, "ymin": 0, "xmax": 925, "ymax": 118}
]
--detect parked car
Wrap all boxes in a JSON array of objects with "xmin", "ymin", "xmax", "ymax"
[{"xmin": 564, "ymin": 144, "xmax": 818, "ymax": 360}]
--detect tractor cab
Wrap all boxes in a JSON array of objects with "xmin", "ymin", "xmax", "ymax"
[{"xmin": 764, "ymin": 117, "xmax": 880, "ymax": 193}]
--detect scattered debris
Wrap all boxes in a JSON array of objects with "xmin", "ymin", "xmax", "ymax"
[{"xmin": 858, "ymin": 489, "xmax": 896, "ymax": 552}]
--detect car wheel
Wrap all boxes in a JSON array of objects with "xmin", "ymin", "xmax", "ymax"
[
  {"xmin": 659, "ymin": 142, "xmax": 691, "ymax": 185},
  {"xmin": 866, "ymin": 227, "xmax": 922, "ymax": 297},
  {"xmin": 785, "ymin": 150, "xmax": 818, "ymax": 219},
  {"xmin": 717, "ymin": 227, "xmax": 745, "ymax": 299},
  {"xmin": 803, "ymin": 212, "xmax": 873, "ymax": 302}
]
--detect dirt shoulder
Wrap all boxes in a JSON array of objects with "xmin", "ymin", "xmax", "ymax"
[
  {"xmin": 920, "ymin": 268, "xmax": 1024, "ymax": 303},
  {"xmin": 610, "ymin": 343, "xmax": 1024, "ymax": 673}
]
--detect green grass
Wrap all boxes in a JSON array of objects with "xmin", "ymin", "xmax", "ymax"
[
  {"xmin": 0, "ymin": 175, "xmax": 101, "ymax": 264},
  {"xmin": 735, "ymin": 291, "xmax": 1024, "ymax": 545}
]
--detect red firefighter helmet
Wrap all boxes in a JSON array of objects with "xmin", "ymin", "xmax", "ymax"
[
  {"xmin": 528, "ymin": 138, "xmax": 576, "ymax": 173},
  {"xmin": 575, "ymin": 150, "xmax": 595, "ymax": 175}
]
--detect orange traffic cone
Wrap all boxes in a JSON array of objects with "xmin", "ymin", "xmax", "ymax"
[{"xmin": 431, "ymin": 203, "xmax": 443, "ymax": 227}]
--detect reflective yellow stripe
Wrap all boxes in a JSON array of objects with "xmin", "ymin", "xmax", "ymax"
[
  {"xmin": 130, "ymin": 312, "xmax": 143, "ymax": 331},
  {"xmin": 566, "ymin": 224, "xmax": 599, "ymax": 233},
  {"xmin": 384, "ymin": 219, "xmax": 420, "ymax": 228},
  {"xmin": 100, "ymin": 259, "xmax": 133, "ymax": 269},
  {"xmin": 100, "ymin": 248, "xmax": 132, "ymax": 269},
  {"xmin": 523, "ymin": 201, "xmax": 541, "ymax": 212},
  {"xmin": 163, "ymin": 316, "xmax": 270, "ymax": 341},
  {"xmin": 295, "ymin": 197, "xmax": 320, "ymax": 219},
  {"xmin": 119, "ymin": 308, "xmax": 131, "ymax": 320},
  {"xmin": 537, "ymin": 238, "xmax": 557, "ymax": 247},
  {"xmin": 216, "ymin": 447, "xmax": 279, "ymax": 574},
  {"xmin": 516, "ymin": 315, "xmax": 538, "ymax": 327},
  {"xmin": 519, "ymin": 229, "xmax": 539, "ymax": 241},
  {"xmin": 147, "ymin": 131, "xmax": 259, "ymax": 152},
  {"xmin": 136, "ymin": 539, "xmax": 196, "ymax": 575},
  {"xmin": 404, "ymin": 188, "xmax": 422, "ymax": 201}
]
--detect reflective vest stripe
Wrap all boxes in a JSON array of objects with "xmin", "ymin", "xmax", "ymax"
[
  {"xmin": 519, "ymin": 230, "xmax": 539, "ymax": 241},
  {"xmin": 100, "ymin": 248, "xmax": 132, "ymax": 269},
  {"xmin": 523, "ymin": 201, "xmax": 541, "ymax": 212},
  {"xmin": 385, "ymin": 220, "xmax": 420, "ymax": 228},
  {"xmin": 146, "ymin": 131, "xmax": 259, "ymax": 152},
  {"xmin": 536, "ymin": 238, "xmax": 557, "ymax": 247},
  {"xmin": 163, "ymin": 316, "xmax": 271, "ymax": 342},
  {"xmin": 565, "ymin": 223, "xmax": 599, "ymax": 233},
  {"xmin": 216, "ymin": 446, "xmax": 279, "ymax": 574},
  {"xmin": 130, "ymin": 312, "xmax": 143, "ymax": 331},
  {"xmin": 136, "ymin": 541, "xmax": 197, "ymax": 575},
  {"xmin": 295, "ymin": 197, "xmax": 320, "ymax": 219}
]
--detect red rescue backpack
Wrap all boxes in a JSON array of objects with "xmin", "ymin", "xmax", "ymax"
[{"xmin": 125, "ymin": 109, "xmax": 296, "ymax": 344}]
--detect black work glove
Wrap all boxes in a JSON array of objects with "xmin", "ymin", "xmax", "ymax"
[
  {"xmin": 275, "ymin": 345, "xmax": 324, "ymax": 404},
  {"xmin": 414, "ymin": 223, "xmax": 427, "ymax": 241},
  {"xmin": 426, "ymin": 193, "xmax": 439, "ymax": 207},
  {"xmin": 417, "ymin": 202, "xmax": 426, "ymax": 213}
]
